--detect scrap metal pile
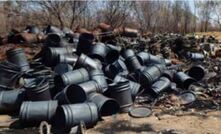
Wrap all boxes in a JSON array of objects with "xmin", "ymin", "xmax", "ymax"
[{"xmin": 0, "ymin": 24, "xmax": 220, "ymax": 133}]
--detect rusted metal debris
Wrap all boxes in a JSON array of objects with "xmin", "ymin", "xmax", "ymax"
[{"xmin": 0, "ymin": 24, "xmax": 220, "ymax": 133}]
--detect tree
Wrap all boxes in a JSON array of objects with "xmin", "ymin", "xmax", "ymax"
[
  {"xmin": 68, "ymin": 1, "xmax": 89, "ymax": 29},
  {"xmin": 0, "ymin": 1, "xmax": 221, "ymax": 34},
  {"xmin": 172, "ymin": 1, "xmax": 183, "ymax": 33},
  {"xmin": 95, "ymin": 1, "xmax": 134, "ymax": 29},
  {"xmin": 211, "ymin": 1, "xmax": 221, "ymax": 31},
  {"xmin": 134, "ymin": 1, "xmax": 160, "ymax": 32},
  {"xmin": 197, "ymin": 1, "xmax": 215, "ymax": 32},
  {"xmin": 182, "ymin": 1, "xmax": 191, "ymax": 33}
]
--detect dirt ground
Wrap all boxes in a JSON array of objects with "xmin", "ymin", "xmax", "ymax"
[
  {"xmin": 0, "ymin": 110, "xmax": 220, "ymax": 134},
  {"xmin": 195, "ymin": 31, "xmax": 221, "ymax": 41},
  {"xmin": 87, "ymin": 110, "xmax": 221, "ymax": 134}
]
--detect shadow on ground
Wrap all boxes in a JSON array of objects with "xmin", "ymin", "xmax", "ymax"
[
  {"xmin": 0, "ymin": 129, "xmax": 38, "ymax": 134},
  {"xmin": 94, "ymin": 120, "xmax": 156, "ymax": 134}
]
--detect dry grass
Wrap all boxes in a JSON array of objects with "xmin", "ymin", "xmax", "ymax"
[
  {"xmin": 0, "ymin": 44, "xmax": 41, "ymax": 61},
  {"xmin": 194, "ymin": 31, "xmax": 221, "ymax": 41}
]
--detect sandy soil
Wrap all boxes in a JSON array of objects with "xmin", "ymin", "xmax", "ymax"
[
  {"xmin": 88, "ymin": 110, "xmax": 221, "ymax": 134},
  {"xmin": 0, "ymin": 110, "xmax": 220, "ymax": 134}
]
